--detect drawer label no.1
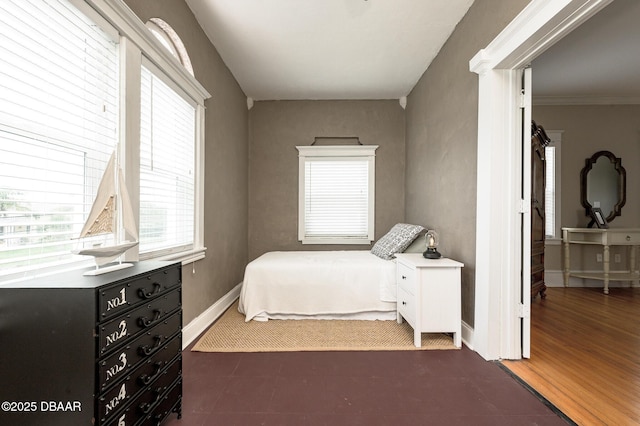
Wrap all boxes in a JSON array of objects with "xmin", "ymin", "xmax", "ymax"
[{"xmin": 107, "ymin": 287, "xmax": 127, "ymax": 312}]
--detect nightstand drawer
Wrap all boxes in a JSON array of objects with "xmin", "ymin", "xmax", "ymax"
[
  {"xmin": 397, "ymin": 287, "xmax": 416, "ymax": 326},
  {"xmin": 397, "ymin": 263, "xmax": 416, "ymax": 295}
]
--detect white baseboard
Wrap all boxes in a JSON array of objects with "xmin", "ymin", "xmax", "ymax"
[
  {"xmin": 545, "ymin": 269, "xmax": 639, "ymax": 288},
  {"xmin": 182, "ymin": 282, "xmax": 242, "ymax": 349},
  {"xmin": 544, "ymin": 270, "xmax": 566, "ymax": 287},
  {"xmin": 182, "ymin": 284, "xmax": 476, "ymax": 351},
  {"xmin": 461, "ymin": 320, "xmax": 473, "ymax": 351}
]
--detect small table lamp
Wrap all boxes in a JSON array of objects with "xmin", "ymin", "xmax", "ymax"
[{"xmin": 423, "ymin": 229, "xmax": 442, "ymax": 259}]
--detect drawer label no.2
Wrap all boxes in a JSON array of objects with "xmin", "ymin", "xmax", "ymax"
[{"xmin": 105, "ymin": 320, "xmax": 128, "ymax": 348}]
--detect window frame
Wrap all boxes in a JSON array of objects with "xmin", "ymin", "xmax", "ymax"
[
  {"xmin": 1, "ymin": 0, "xmax": 210, "ymax": 281},
  {"xmin": 138, "ymin": 58, "xmax": 198, "ymax": 258},
  {"xmin": 544, "ymin": 130, "xmax": 563, "ymax": 242},
  {"xmin": 296, "ymin": 145, "xmax": 378, "ymax": 245},
  {"xmin": 145, "ymin": 18, "xmax": 194, "ymax": 76},
  {"xmin": 80, "ymin": 0, "xmax": 210, "ymax": 264}
]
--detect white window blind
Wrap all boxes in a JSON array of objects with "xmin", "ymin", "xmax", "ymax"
[
  {"xmin": 304, "ymin": 160, "xmax": 369, "ymax": 237},
  {"xmin": 544, "ymin": 145, "xmax": 556, "ymax": 238},
  {"xmin": 0, "ymin": 0, "xmax": 118, "ymax": 277},
  {"xmin": 139, "ymin": 63, "xmax": 196, "ymax": 256},
  {"xmin": 297, "ymin": 146, "xmax": 377, "ymax": 244}
]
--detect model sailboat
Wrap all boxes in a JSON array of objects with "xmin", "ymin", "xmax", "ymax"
[{"xmin": 76, "ymin": 150, "xmax": 139, "ymax": 276}]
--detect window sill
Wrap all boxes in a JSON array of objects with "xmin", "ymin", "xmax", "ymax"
[
  {"xmin": 144, "ymin": 247, "xmax": 207, "ymax": 265},
  {"xmin": 301, "ymin": 238, "xmax": 372, "ymax": 245}
]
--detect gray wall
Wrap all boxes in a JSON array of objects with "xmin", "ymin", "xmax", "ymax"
[
  {"xmin": 535, "ymin": 105, "xmax": 640, "ymax": 271},
  {"xmin": 405, "ymin": 0, "xmax": 530, "ymax": 326},
  {"xmin": 124, "ymin": 0, "xmax": 249, "ymax": 324},
  {"xmin": 248, "ymin": 100, "xmax": 406, "ymax": 260},
  {"xmin": 124, "ymin": 0, "xmax": 537, "ymax": 328}
]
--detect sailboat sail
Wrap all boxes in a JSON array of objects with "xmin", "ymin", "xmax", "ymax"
[
  {"xmin": 76, "ymin": 150, "xmax": 139, "ymax": 274},
  {"xmin": 79, "ymin": 152, "xmax": 117, "ymax": 239},
  {"xmin": 118, "ymin": 167, "xmax": 138, "ymax": 241}
]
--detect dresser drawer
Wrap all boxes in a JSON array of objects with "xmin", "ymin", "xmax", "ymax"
[
  {"xmin": 132, "ymin": 353, "xmax": 181, "ymax": 396},
  {"xmin": 98, "ymin": 381, "xmax": 130, "ymax": 424},
  {"xmin": 98, "ymin": 311, "xmax": 181, "ymax": 391},
  {"xmin": 137, "ymin": 380, "xmax": 182, "ymax": 426},
  {"xmin": 397, "ymin": 263, "xmax": 416, "ymax": 295},
  {"xmin": 135, "ymin": 311, "xmax": 182, "ymax": 358},
  {"xmin": 136, "ymin": 361, "xmax": 181, "ymax": 418},
  {"xmin": 118, "ymin": 366, "xmax": 181, "ymax": 424},
  {"xmin": 98, "ymin": 289, "xmax": 181, "ymax": 355},
  {"xmin": 608, "ymin": 231, "xmax": 640, "ymax": 245},
  {"xmin": 98, "ymin": 333, "xmax": 182, "ymax": 397},
  {"xmin": 397, "ymin": 286, "xmax": 416, "ymax": 326},
  {"xmin": 104, "ymin": 378, "xmax": 180, "ymax": 426},
  {"xmin": 98, "ymin": 357, "xmax": 181, "ymax": 425},
  {"xmin": 99, "ymin": 265, "xmax": 181, "ymax": 320}
]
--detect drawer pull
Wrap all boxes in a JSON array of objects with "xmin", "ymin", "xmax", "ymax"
[
  {"xmin": 139, "ymin": 388, "xmax": 163, "ymax": 414},
  {"xmin": 401, "ymin": 275, "xmax": 407, "ymax": 280},
  {"xmin": 138, "ymin": 283, "xmax": 162, "ymax": 299},
  {"xmin": 140, "ymin": 335, "xmax": 165, "ymax": 356},
  {"xmin": 402, "ymin": 301, "xmax": 407, "ymax": 305},
  {"xmin": 627, "ymin": 235, "xmax": 631, "ymax": 241},
  {"xmin": 138, "ymin": 361, "xmax": 164, "ymax": 386},
  {"xmin": 139, "ymin": 310, "xmax": 163, "ymax": 327}
]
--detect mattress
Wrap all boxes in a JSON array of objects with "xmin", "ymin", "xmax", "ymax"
[{"xmin": 238, "ymin": 250, "xmax": 397, "ymax": 321}]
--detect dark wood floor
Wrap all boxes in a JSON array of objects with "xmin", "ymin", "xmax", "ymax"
[
  {"xmin": 503, "ymin": 287, "xmax": 640, "ymax": 426},
  {"xmin": 164, "ymin": 334, "xmax": 568, "ymax": 425}
]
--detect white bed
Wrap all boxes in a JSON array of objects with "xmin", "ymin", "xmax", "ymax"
[{"xmin": 238, "ymin": 250, "xmax": 398, "ymax": 322}]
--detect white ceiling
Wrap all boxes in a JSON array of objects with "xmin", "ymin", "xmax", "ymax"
[
  {"xmin": 532, "ymin": 0, "xmax": 640, "ymax": 103},
  {"xmin": 183, "ymin": 0, "xmax": 639, "ymax": 103},
  {"xmin": 184, "ymin": 0, "xmax": 474, "ymax": 101}
]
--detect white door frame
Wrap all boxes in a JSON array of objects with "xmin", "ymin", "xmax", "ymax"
[
  {"xmin": 469, "ymin": 0, "xmax": 613, "ymax": 361},
  {"xmin": 521, "ymin": 67, "xmax": 532, "ymax": 359}
]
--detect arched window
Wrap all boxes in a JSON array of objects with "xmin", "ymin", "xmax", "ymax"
[{"xmin": 146, "ymin": 18, "xmax": 194, "ymax": 76}]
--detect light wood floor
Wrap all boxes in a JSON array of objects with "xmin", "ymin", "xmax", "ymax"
[{"xmin": 502, "ymin": 286, "xmax": 640, "ymax": 426}]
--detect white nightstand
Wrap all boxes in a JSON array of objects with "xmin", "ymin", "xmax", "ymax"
[{"xmin": 394, "ymin": 253, "xmax": 463, "ymax": 348}]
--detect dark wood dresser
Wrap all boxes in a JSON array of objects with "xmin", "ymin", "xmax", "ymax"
[
  {"xmin": 531, "ymin": 121, "xmax": 550, "ymax": 299},
  {"xmin": 0, "ymin": 261, "xmax": 182, "ymax": 426}
]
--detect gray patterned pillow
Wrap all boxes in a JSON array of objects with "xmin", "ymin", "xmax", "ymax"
[{"xmin": 371, "ymin": 223, "xmax": 425, "ymax": 260}]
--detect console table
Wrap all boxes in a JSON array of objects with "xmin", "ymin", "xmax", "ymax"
[{"xmin": 562, "ymin": 227, "xmax": 640, "ymax": 294}]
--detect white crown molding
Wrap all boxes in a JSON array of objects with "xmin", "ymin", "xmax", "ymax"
[{"xmin": 533, "ymin": 96, "xmax": 640, "ymax": 105}]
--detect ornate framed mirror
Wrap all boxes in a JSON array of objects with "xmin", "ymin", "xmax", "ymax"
[{"xmin": 580, "ymin": 150, "xmax": 626, "ymax": 223}]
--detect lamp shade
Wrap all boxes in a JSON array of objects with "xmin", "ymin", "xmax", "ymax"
[
  {"xmin": 425, "ymin": 230, "xmax": 439, "ymax": 248},
  {"xmin": 423, "ymin": 229, "xmax": 442, "ymax": 259}
]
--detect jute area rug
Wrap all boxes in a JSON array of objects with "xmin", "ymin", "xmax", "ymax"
[{"xmin": 192, "ymin": 301, "xmax": 458, "ymax": 352}]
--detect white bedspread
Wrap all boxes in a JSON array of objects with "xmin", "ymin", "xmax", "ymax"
[{"xmin": 238, "ymin": 251, "xmax": 397, "ymax": 321}]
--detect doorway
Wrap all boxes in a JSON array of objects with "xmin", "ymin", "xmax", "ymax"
[{"xmin": 470, "ymin": 0, "xmax": 614, "ymax": 361}]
